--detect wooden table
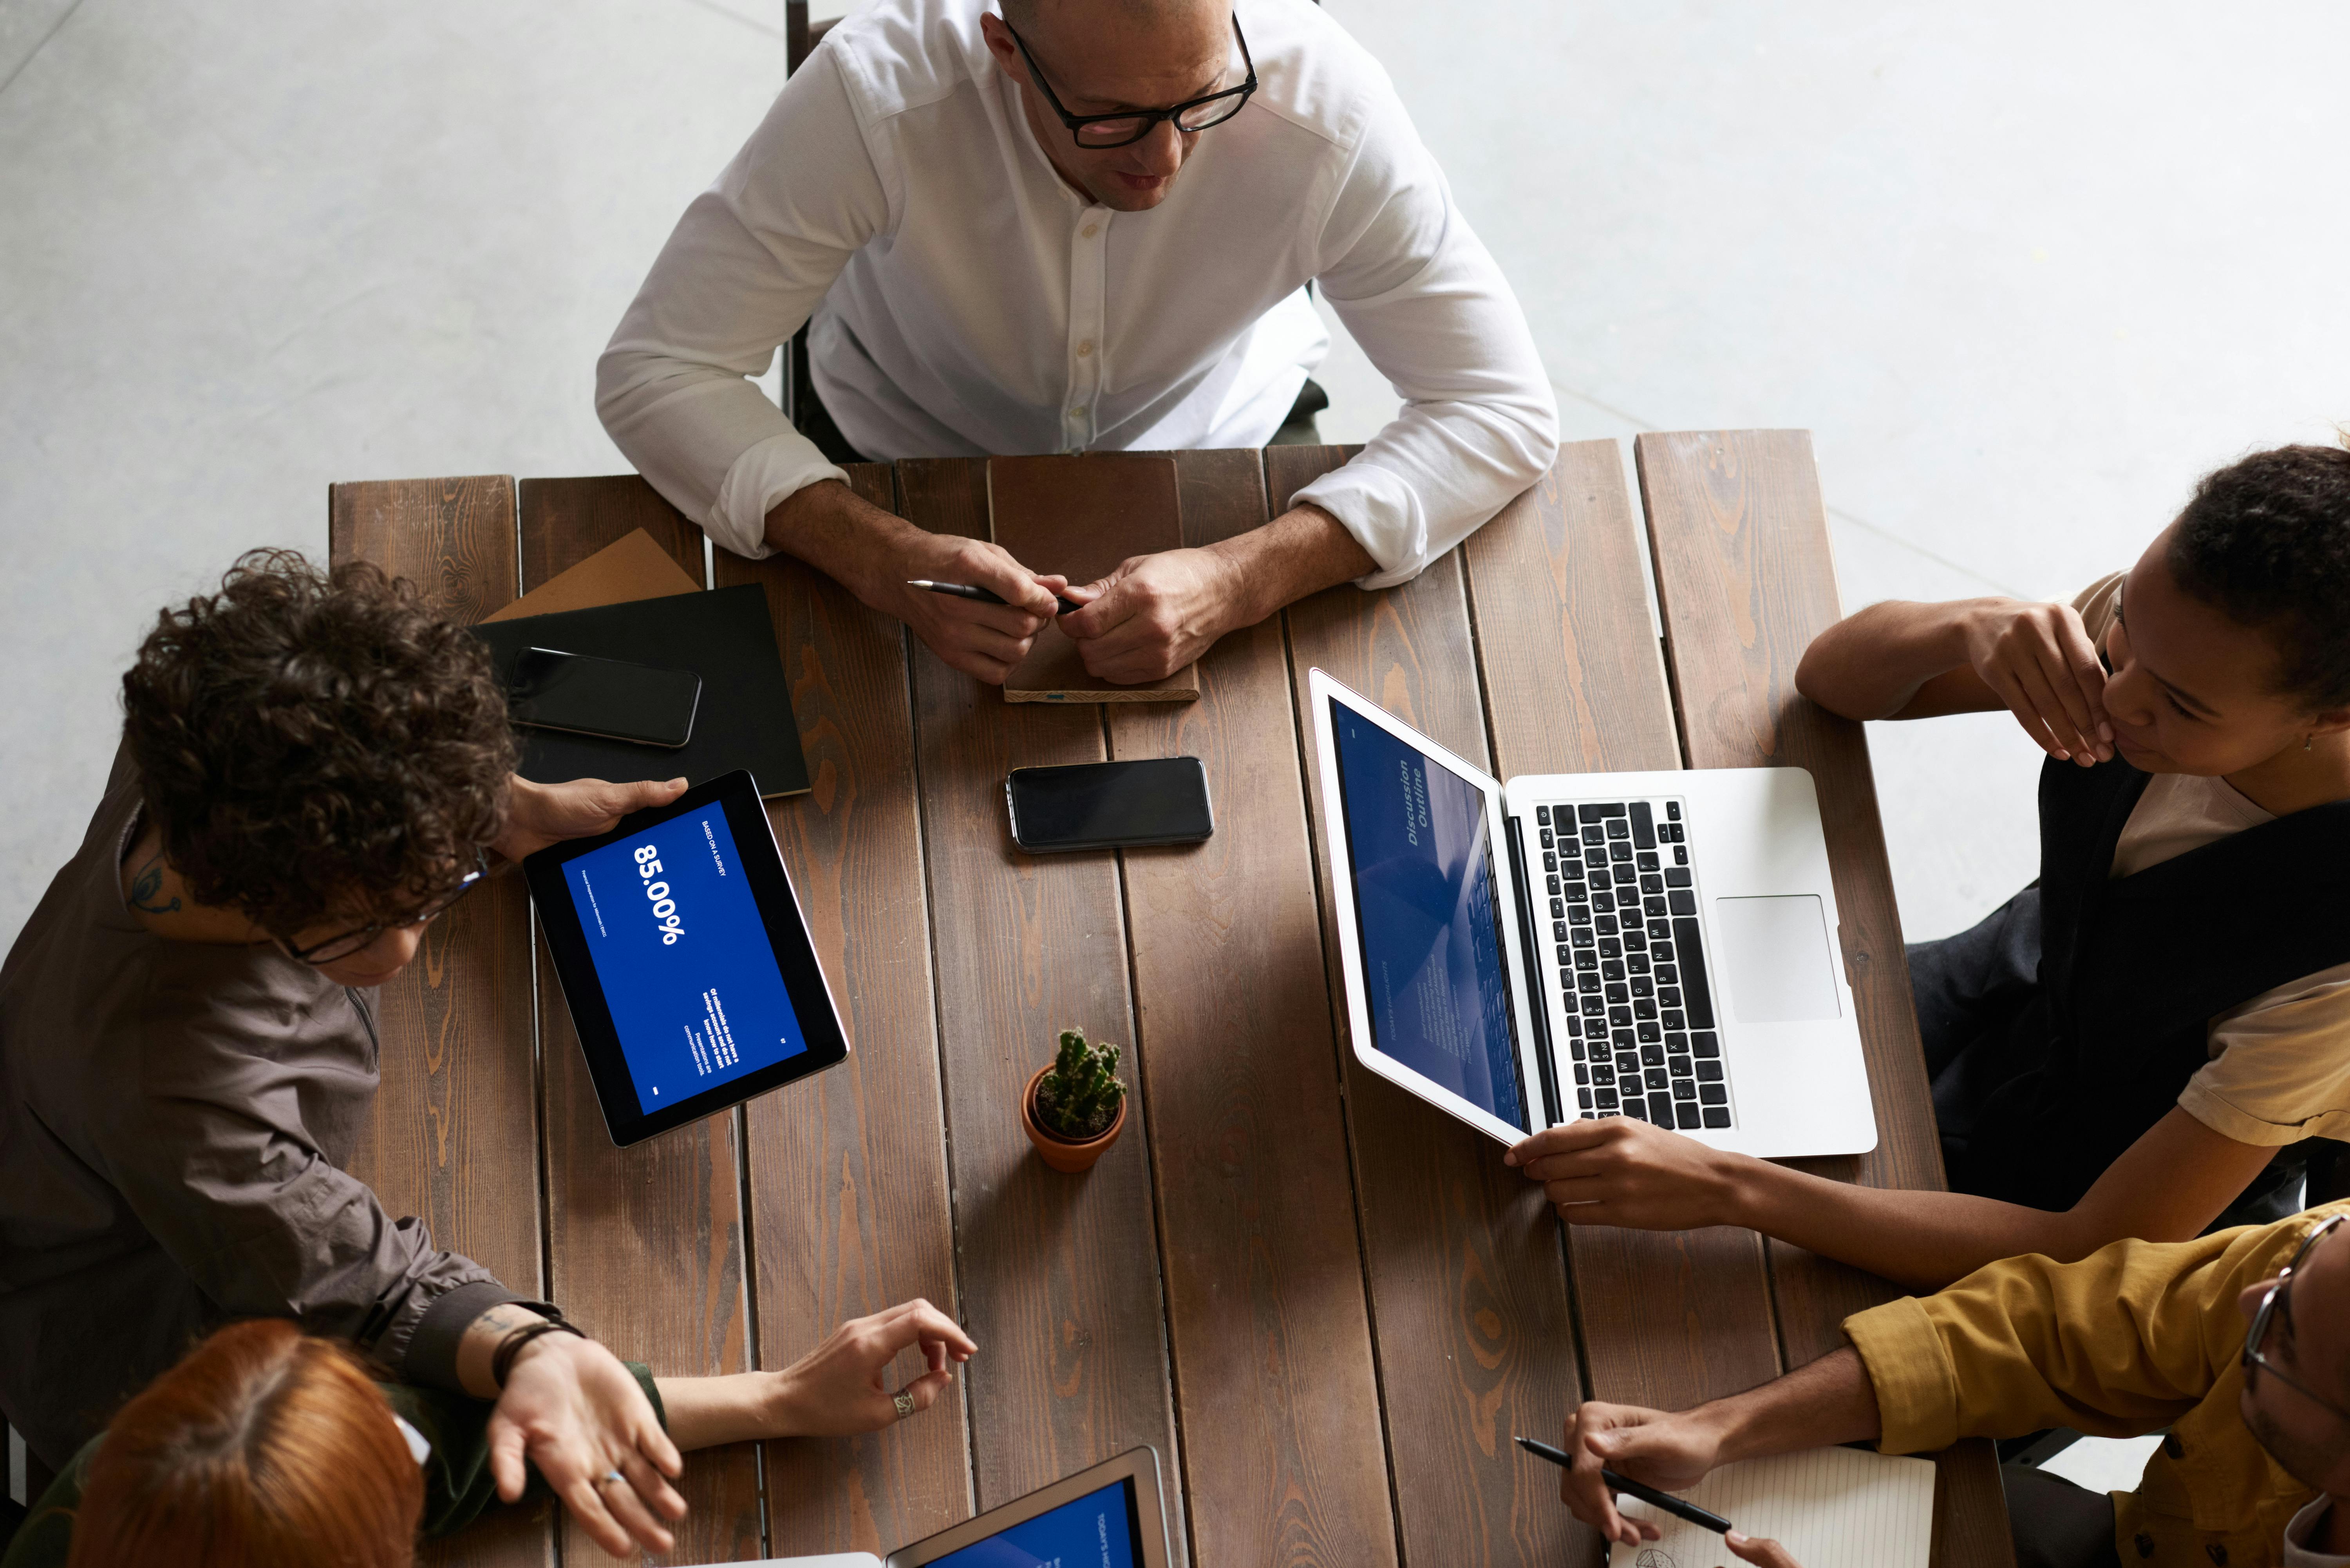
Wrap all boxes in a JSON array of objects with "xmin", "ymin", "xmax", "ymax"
[{"xmin": 331, "ymin": 435, "xmax": 2012, "ymax": 1568}]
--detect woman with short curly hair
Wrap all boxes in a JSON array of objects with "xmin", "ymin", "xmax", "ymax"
[{"xmin": 0, "ymin": 551, "xmax": 728, "ymax": 1556}]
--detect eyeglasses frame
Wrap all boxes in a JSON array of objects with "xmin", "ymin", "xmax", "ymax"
[
  {"xmin": 2242, "ymin": 1212, "xmax": 2350, "ymax": 1425},
  {"xmin": 278, "ymin": 848, "xmax": 492, "ymax": 965},
  {"xmin": 1003, "ymin": 13, "xmax": 1256, "ymax": 151}
]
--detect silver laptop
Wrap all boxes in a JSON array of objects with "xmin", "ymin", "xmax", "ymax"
[
  {"xmin": 1307, "ymin": 668, "xmax": 1875, "ymax": 1159},
  {"xmin": 716, "ymin": 1445, "xmax": 1171, "ymax": 1568}
]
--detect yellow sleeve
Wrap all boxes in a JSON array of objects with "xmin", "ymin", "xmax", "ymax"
[{"xmin": 1843, "ymin": 1213, "xmax": 2332, "ymax": 1454}]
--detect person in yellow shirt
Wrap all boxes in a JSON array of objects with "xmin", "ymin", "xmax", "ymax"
[{"xmin": 1550, "ymin": 1203, "xmax": 2350, "ymax": 1568}]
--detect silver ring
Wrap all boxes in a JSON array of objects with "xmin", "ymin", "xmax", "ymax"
[
  {"xmin": 892, "ymin": 1390, "xmax": 916, "ymax": 1420},
  {"xmin": 598, "ymin": 1468, "xmax": 624, "ymax": 1487}
]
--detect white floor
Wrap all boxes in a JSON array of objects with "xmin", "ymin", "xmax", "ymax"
[{"xmin": 5, "ymin": 1, "xmax": 2348, "ymax": 960}]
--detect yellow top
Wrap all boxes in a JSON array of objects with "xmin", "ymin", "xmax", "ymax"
[{"xmin": 1846, "ymin": 1203, "xmax": 2343, "ymax": 1568}]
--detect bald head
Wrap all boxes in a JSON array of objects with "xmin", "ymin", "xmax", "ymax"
[
  {"xmin": 980, "ymin": 0, "xmax": 1239, "ymax": 213},
  {"xmin": 999, "ymin": 0, "xmax": 1219, "ymax": 34}
]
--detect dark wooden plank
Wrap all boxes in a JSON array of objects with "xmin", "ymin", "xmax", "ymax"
[
  {"xmin": 1633, "ymin": 431, "xmax": 2012, "ymax": 1568},
  {"xmin": 1457, "ymin": 443, "xmax": 1785, "ymax": 1426},
  {"xmin": 895, "ymin": 459, "xmax": 1186, "ymax": 1560},
  {"xmin": 328, "ymin": 477, "xmax": 555, "ymax": 1568},
  {"xmin": 1267, "ymin": 446, "xmax": 1591, "ymax": 1568},
  {"xmin": 1104, "ymin": 448, "xmax": 1397, "ymax": 1568},
  {"xmin": 515, "ymin": 476, "xmax": 763, "ymax": 1566},
  {"xmin": 721, "ymin": 464, "xmax": 976, "ymax": 1555}
]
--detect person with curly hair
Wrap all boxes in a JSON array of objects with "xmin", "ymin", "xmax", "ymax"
[
  {"xmin": 1500, "ymin": 443, "xmax": 2350, "ymax": 1567},
  {"xmin": 0, "ymin": 551, "xmax": 973, "ymax": 1558}
]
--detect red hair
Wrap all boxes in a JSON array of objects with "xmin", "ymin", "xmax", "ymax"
[{"xmin": 65, "ymin": 1320, "xmax": 423, "ymax": 1568}]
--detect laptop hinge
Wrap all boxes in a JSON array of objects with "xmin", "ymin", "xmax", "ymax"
[{"xmin": 1503, "ymin": 813, "xmax": 1562, "ymax": 1128}]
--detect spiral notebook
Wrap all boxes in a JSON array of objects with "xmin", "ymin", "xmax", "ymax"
[{"xmin": 1607, "ymin": 1447, "xmax": 1936, "ymax": 1568}]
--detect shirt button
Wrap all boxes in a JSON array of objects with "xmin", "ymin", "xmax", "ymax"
[
  {"xmin": 1077, "ymin": 340, "xmax": 1094, "ymax": 358},
  {"xmin": 1068, "ymin": 406, "xmax": 1087, "ymax": 420},
  {"xmin": 1081, "ymin": 223, "xmax": 1100, "ymax": 238}
]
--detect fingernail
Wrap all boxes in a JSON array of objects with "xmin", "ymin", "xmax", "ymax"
[
  {"xmin": 1727, "ymin": 1531, "xmax": 1749, "ymax": 1546},
  {"xmin": 1503, "ymin": 1152, "xmax": 1518, "ymax": 1166},
  {"xmin": 2099, "ymin": 723, "xmax": 2113, "ymax": 740}
]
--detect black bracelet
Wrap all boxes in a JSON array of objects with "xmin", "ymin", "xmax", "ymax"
[{"xmin": 491, "ymin": 1313, "xmax": 586, "ymax": 1390}]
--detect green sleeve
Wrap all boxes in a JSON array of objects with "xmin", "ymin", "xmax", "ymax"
[
  {"xmin": 385, "ymin": 1362, "xmax": 667, "ymax": 1539},
  {"xmin": 0, "ymin": 1437, "xmax": 103, "ymax": 1568}
]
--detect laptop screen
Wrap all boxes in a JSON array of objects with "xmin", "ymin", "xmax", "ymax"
[
  {"xmin": 924, "ymin": 1477, "xmax": 1146, "ymax": 1567},
  {"xmin": 1327, "ymin": 699, "xmax": 1526, "ymax": 1132},
  {"xmin": 561, "ymin": 806, "xmax": 810, "ymax": 1115}
]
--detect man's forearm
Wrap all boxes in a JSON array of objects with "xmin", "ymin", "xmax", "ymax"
[
  {"xmin": 1699, "ymin": 1346, "xmax": 1882, "ymax": 1464},
  {"xmin": 1204, "ymin": 503, "xmax": 1376, "ymax": 626},
  {"xmin": 761, "ymin": 478, "xmax": 918, "ymax": 607}
]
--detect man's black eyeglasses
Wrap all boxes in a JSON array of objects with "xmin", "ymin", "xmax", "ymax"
[
  {"xmin": 2242, "ymin": 1212, "xmax": 2350, "ymax": 1423},
  {"xmin": 278, "ymin": 849, "xmax": 490, "ymax": 965},
  {"xmin": 1005, "ymin": 14, "xmax": 1255, "ymax": 150}
]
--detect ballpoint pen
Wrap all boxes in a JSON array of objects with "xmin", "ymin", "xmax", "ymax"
[
  {"xmin": 1513, "ymin": 1436, "xmax": 1735, "ymax": 1535},
  {"xmin": 906, "ymin": 579, "xmax": 1084, "ymax": 616}
]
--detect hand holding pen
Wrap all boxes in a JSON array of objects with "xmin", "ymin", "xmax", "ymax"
[{"xmin": 889, "ymin": 537, "xmax": 1071, "ymax": 687}]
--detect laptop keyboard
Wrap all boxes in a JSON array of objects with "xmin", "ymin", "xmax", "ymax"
[{"xmin": 1531, "ymin": 799, "xmax": 1733, "ymax": 1131}]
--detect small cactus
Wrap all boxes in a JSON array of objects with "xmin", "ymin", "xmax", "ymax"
[{"xmin": 1034, "ymin": 1028, "xmax": 1126, "ymax": 1141}]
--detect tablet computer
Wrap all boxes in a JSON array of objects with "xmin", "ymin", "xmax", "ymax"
[
  {"xmin": 885, "ymin": 1447, "xmax": 1169, "ymax": 1567},
  {"xmin": 525, "ymin": 770, "xmax": 849, "ymax": 1146}
]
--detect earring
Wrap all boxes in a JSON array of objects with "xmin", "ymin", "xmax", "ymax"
[{"xmin": 2308, "ymin": 735, "xmax": 2316, "ymax": 752}]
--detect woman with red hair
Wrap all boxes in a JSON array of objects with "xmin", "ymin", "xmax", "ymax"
[{"xmin": 4, "ymin": 1297, "xmax": 971, "ymax": 1567}]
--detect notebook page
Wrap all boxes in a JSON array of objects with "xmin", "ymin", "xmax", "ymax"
[{"xmin": 1605, "ymin": 1447, "xmax": 1935, "ymax": 1568}]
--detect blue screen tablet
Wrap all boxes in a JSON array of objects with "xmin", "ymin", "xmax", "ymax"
[
  {"xmin": 527, "ymin": 770, "xmax": 849, "ymax": 1146},
  {"xmin": 560, "ymin": 807, "xmax": 807, "ymax": 1111}
]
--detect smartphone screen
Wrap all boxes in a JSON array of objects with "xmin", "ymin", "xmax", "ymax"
[
  {"xmin": 509, "ymin": 647, "xmax": 703, "ymax": 749},
  {"xmin": 1006, "ymin": 758, "xmax": 1214, "ymax": 853}
]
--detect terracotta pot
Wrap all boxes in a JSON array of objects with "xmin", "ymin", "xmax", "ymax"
[{"xmin": 1020, "ymin": 1064, "xmax": 1127, "ymax": 1173}]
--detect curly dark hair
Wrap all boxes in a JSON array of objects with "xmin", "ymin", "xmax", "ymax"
[
  {"xmin": 2168, "ymin": 441, "xmax": 2350, "ymax": 711},
  {"xmin": 120, "ymin": 549, "xmax": 517, "ymax": 936}
]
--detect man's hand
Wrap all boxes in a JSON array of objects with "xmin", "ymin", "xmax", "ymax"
[
  {"xmin": 1723, "ymin": 1532, "xmax": 1804, "ymax": 1567},
  {"xmin": 488, "ymin": 1333, "xmax": 687, "ymax": 1559},
  {"xmin": 1556, "ymin": 1400, "xmax": 1728, "ymax": 1547},
  {"xmin": 493, "ymin": 776, "xmax": 688, "ymax": 863},
  {"xmin": 1505, "ymin": 1116, "xmax": 1752, "ymax": 1230},
  {"xmin": 1957, "ymin": 599, "xmax": 2113, "ymax": 766},
  {"xmin": 1057, "ymin": 547, "xmax": 1250, "ymax": 685},
  {"xmin": 765, "ymin": 1299, "xmax": 978, "ymax": 1436},
  {"xmin": 892, "ymin": 533, "xmax": 1068, "ymax": 684}
]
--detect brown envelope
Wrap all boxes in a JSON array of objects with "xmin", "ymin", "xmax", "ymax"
[
  {"xmin": 986, "ymin": 453, "xmax": 1200, "ymax": 703},
  {"xmin": 479, "ymin": 528, "xmax": 702, "ymax": 622}
]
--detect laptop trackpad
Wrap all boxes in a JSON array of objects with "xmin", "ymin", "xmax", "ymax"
[{"xmin": 1715, "ymin": 895, "xmax": 1840, "ymax": 1023}]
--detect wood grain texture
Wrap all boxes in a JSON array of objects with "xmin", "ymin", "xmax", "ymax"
[
  {"xmin": 722, "ymin": 463, "xmax": 977, "ymax": 1555},
  {"xmin": 1633, "ymin": 431, "xmax": 2012, "ymax": 1568},
  {"xmin": 1458, "ymin": 443, "xmax": 1786, "ymax": 1428},
  {"xmin": 1106, "ymin": 448, "xmax": 1397, "ymax": 1568},
  {"xmin": 328, "ymin": 476, "xmax": 554, "ymax": 1568},
  {"xmin": 895, "ymin": 458, "xmax": 1186, "ymax": 1560},
  {"xmin": 1267, "ymin": 446, "xmax": 1591, "ymax": 1568},
  {"xmin": 516, "ymin": 476, "xmax": 762, "ymax": 1566}
]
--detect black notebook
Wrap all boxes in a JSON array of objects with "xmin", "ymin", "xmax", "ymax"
[{"xmin": 472, "ymin": 584, "xmax": 809, "ymax": 799}]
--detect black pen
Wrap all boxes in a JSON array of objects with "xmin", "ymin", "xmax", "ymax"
[
  {"xmin": 1513, "ymin": 1436, "xmax": 1735, "ymax": 1536},
  {"xmin": 906, "ymin": 579, "xmax": 1083, "ymax": 616}
]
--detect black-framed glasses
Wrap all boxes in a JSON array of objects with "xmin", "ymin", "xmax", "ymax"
[
  {"xmin": 1006, "ymin": 13, "xmax": 1256, "ymax": 149},
  {"xmin": 278, "ymin": 849, "xmax": 490, "ymax": 965},
  {"xmin": 2243, "ymin": 1212, "xmax": 2350, "ymax": 1423}
]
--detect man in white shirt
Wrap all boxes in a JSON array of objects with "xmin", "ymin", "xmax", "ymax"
[{"xmin": 598, "ymin": 0, "xmax": 1556, "ymax": 685}]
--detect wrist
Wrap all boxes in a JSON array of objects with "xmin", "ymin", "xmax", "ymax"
[
  {"xmin": 758, "ymin": 1367, "xmax": 812, "ymax": 1437},
  {"xmin": 764, "ymin": 479, "xmax": 906, "ymax": 608},
  {"xmin": 490, "ymin": 777, "xmax": 549, "ymax": 863}
]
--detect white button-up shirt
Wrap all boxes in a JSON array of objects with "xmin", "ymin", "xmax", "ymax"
[{"xmin": 597, "ymin": 0, "xmax": 1556, "ymax": 588}]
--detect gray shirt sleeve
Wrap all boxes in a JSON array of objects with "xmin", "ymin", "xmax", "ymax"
[{"xmin": 93, "ymin": 979, "xmax": 528, "ymax": 1390}]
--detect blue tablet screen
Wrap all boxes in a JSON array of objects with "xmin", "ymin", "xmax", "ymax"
[
  {"xmin": 927, "ymin": 1479, "xmax": 1142, "ymax": 1568},
  {"xmin": 562, "ymin": 807, "xmax": 807, "ymax": 1115},
  {"xmin": 1329, "ymin": 703, "xmax": 1524, "ymax": 1131}
]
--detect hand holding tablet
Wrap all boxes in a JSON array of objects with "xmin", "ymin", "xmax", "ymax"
[{"xmin": 526, "ymin": 770, "xmax": 850, "ymax": 1146}]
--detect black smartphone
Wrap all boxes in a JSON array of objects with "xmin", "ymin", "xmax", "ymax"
[
  {"xmin": 508, "ymin": 647, "xmax": 703, "ymax": 749},
  {"xmin": 1006, "ymin": 757, "xmax": 1215, "ymax": 853}
]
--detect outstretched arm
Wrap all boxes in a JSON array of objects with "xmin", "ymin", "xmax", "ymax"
[
  {"xmin": 1556, "ymin": 1348, "xmax": 1878, "ymax": 1548},
  {"xmin": 1509, "ymin": 1106, "xmax": 2276, "ymax": 1291},
  {"xmin": 654, "ymin": 1299, "xmax": 977, "ymax": 1449}
]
